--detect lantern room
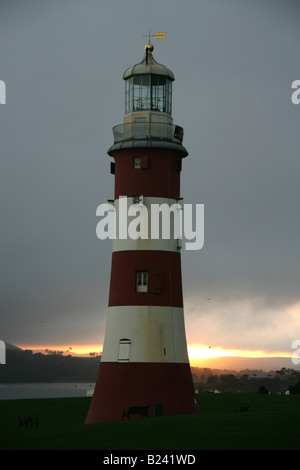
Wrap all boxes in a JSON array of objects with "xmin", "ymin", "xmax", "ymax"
[{"xmin": 123, "ymin": 43, "xmax": 174, "ymax": 124}]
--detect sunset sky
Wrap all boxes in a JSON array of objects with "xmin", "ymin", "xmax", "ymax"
[{"xmin": 1, "ymin": 0, "xmax": 300, "ymax": 368}]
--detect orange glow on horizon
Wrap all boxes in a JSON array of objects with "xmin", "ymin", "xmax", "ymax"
[
  {"xmin": 187, "ymin": 344, "xmax": 292, "ymax": 360},
  {"xmin": 17, "ymin": 343, "xmax": 292, "ymax": 361},
  {"xmin": 18, "ymin": 344, "xmax": 103, "ymax": 356}
]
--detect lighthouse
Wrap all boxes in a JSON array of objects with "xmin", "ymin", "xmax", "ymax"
[{"xmin": 85, "ymin": 42, "xmax": 199, "ymax": 423}]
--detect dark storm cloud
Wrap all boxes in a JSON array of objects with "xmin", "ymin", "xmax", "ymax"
[{"xmin": 1, "ymin": 0, "xmax": 299, "ymax": 353}]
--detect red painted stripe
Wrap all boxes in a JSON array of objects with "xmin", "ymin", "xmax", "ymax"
[
  {"xmin": 111, "ymin": 148, "xmax": 183, "ymax": 200},
  {"xmin": 108, "ymin": 250, "xmax": 183, "ymax": 307},
  {"xmin": 85, "ymin": 361, "xmax": 199, "ymax": 423}
]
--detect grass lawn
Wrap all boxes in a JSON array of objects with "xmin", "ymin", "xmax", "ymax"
[{"xmin": 0, "ymin": 393, "xmax": 299, "ymax": 450}]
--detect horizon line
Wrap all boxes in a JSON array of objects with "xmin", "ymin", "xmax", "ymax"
[{"xmin": 14, "ymin": 343, "xmax": 294, "ymax": 361}]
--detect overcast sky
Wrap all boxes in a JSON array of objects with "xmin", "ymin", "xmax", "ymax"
[{"xmin": 1, "ymin": 0, "xmax": 299, "ymax": 356}]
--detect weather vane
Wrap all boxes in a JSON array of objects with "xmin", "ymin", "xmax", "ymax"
[{"xmin": 142, "ymin": 30, "xmax": 167, "ymax": 42}]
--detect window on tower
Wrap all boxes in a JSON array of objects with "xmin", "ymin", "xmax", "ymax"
[
  {"xmin": 134, "ymin": 156, "xmax": 148, "ymax": 169},
  {"xmin": 118, "ymin": 338, "xmax": 131, "ymax": 362},
  {"xmin": 133, "ymin": 195, "xmax": 144, "ymax": 205},
  {"xmin": 134, "ymin": 157, "xmax": 141, "ymax": 169},
  {"xmin": 136, "ymin": 271, "xmax": 148, "ymax": 292},
  {"xmin": 136, "ymin": 270, "xmax": 162, "ymax": 293}
]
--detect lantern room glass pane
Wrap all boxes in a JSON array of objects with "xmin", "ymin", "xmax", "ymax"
[
  {"xmin": 151, "ymin": 76, "xmax": 165, "ymax": 112},
  {"xmin": 125, "ymin": 75, "xmax": 172, "ymax": 115},
  {"xmin": 133, "ymin": 75, "xmax": 150, "ymax": 111}
]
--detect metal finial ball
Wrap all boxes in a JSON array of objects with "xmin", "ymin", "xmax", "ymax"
[{"xmin": 144, "ymin": 43, "xmax": 154, "ymax": 52}]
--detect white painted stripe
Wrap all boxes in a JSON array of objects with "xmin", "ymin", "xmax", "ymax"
[
  {"xmin": 101, "ymin": 305, "xmax": 189, "ymax": 364},
  {"xmin": 112, "ymin": 197, "xmax": 182, "ymax": 252}
]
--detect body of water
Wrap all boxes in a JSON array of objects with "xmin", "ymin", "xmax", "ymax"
[{"xmin": 0, "ymin": 383, "xmax": 95, "ymax": 400}]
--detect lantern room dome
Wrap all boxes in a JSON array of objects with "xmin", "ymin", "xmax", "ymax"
[
  {"xmin": 123, "ymin": 44, "xmax": 174, "ymax": 116},
  {"xmin": 107, "ymin": 42, "xmax": 188, "ymax": 157},
  {"xmin": 123, "ymin": 44, "xmax": 175, "ymax": 81}
]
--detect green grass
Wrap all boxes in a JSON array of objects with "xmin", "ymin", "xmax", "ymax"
[{"xmin": 0, "ymin": 393, "xmax": 299, "ymax": 450}]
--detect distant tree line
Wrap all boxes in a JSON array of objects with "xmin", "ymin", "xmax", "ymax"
[
  {"xmin": 1, "ymin": 350, "xmax": 300, "ymax": 392},
  {"xmin": 0, "ymin": 349, "xmax": 101, "ymax": 383},
  {"xmin": 191, "ymin": 367, "xmax": 300, "ymax": 394}
]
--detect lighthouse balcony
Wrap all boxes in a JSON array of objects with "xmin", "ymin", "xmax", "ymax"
[{"xmin": 112, "ymin": 122, "xmax": 184, "ymax": 144}]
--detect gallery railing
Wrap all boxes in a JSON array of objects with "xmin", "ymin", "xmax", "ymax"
[{"xmin": 112, "ymin": 122, "xmax": 184, "ymax": 144}]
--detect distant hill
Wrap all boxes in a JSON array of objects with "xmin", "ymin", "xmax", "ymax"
[
  {"xmin": 1, "ymin": 343, "xmax": 299, "ymax": 385},
  {"xmin": 4, "ymin": 342, "xmax": 23, "ymax": 351},
  {"xmin": 0, "ymin": 348, "xmax": 100, "ymax": 383}
]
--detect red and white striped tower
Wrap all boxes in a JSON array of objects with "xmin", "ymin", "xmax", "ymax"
[{"xmin": 85, "ymin": 43, "xmax": 199, "ymax": 423}]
